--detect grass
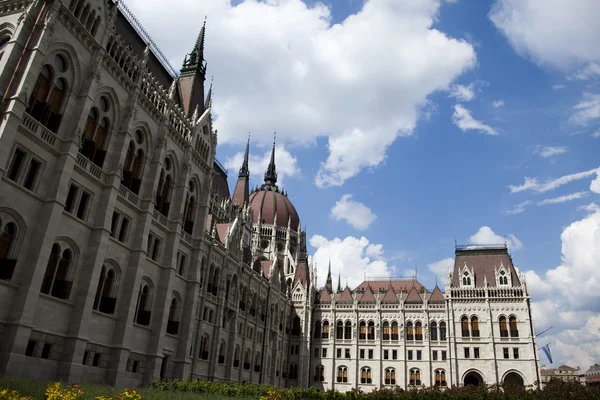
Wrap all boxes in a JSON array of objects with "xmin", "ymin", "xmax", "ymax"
[{"xmin": 0, "ymin": 376, "xmax": 245, "ymax": 400}]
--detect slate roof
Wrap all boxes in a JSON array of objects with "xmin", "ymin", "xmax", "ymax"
[
  {"xmin": 355, "ymin": 280, "xmax": 425, "ymax": 292},
  {"xmin": 405, "ymin": 286, "xmax": 423, "ymax": 303},
  {"xmin": 452, "ymin": 246, "xmax": 520, "ymax": 288},
  {"xmin": 428, "ymin": 285, "xmax": 445, "ymax": 303},
  {"xmin": 358, "ymin": 287, "xmax": 376, "ymax": 303},
  {"xmin": 294, "ymin": 261, "xmax": 310, "ymax": 287},
  {"xmin": 381, "ymin": 287, "xmax": 399, "ymax": 303}
]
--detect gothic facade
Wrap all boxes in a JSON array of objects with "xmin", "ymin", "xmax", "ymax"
[{"xmin": 0, "ymin": 0, "xmax": 539, "ymax": 391}]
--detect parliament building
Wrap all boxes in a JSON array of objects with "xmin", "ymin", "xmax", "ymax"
[{"xmin": 0, "ymin": 0, "xmax": 540, "ymax": 391}]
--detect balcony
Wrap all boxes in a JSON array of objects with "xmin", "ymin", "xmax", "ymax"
[
  {"xmin": 118, "ymin": 184, "xmax": 140, "ymax": 208},
  {"xmin": 19, "ymin": 112, "xmax": 59, "ymax": 152}
]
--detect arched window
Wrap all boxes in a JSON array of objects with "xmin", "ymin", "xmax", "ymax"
[
  {"xmin": 0, "ymin": 222, "xmax": 17, "ymax": 280},
  {"xmin": 359, "ymin": 321, "xmax": 366, "ymax": 340},
  {"xmin": 439, "ymin": 321, "xmax": 447, "ymax": 341},
  {"xmin": 322, "ymin": 320, "xmax": 329, "ymax": 339},
  {"xmin": 462, "ymin": 270, "xmax": 472, "ymax": 286},
  {"xmin": 289, "ymin": 363, "xmax": 298, "ymax": 379},
  {"xmin": 155, "ymin": 159, "xmax": 173, "ymax": 217},
  {"xmin": 40, "ymin": 244, "xmax": 74, "ymax": 300},
  {"xmin": 122, "ymin": 132, "xmax": 145, "ymax": 194},
  {"xmin": 211, "ymin": 267, "xmax": 219, "ymax": 296},
  {"xmin": 199, "ymin": 334, "xmax": 210, "ymax": 360},
  {"xmin": 27, "ymin": 65, "xmax": 53, "ymax": 120},
  {"xmin": 471, "ymin": 316, "xmax": 480, "ymax": 337},
  {"xmin": 415, "ymin": 321, "xmax": 423, "ymax": 341},
  {"xmin": 367, "ymin": 321, "xmax": 375, "ymax": 340},
  {"xmin": 406, "ymin": 321, "xmax": 414, "ymax": 340},
  {"xmin": 183, "ymin": 180, "xmax": 196, "ymax": 235},
  {"xmin": 314, "ymin": 365, "xmax": 325, "ymax": 382},
  {"xmin": 314, "ymin": 319, "xmax": 321, "ymax": 338},
  {"xmin": 461, "ymin": 316, "xmax": 470, "ymax": 337},
  {"xmin": 243, "ymin": 349, "xmax": 250, "ymax": 369},
  {"xmin": 233, "ymin": 345, "xmax": 240, "ymax": 368},
  {"xmin": 385, "ymin": 368, "xmax": 396, "ymax": 385},
  {"xmin": 391, "ymin": 321, "xmax": 399, "ymax": 340},
  {"xmin": 27, "ymin": 56, "xmax": 69, "ymax": 132},
  {"xmin": 409, "ymin": 368, "xmax": 421, "ymax": 386},
  {"xmin": 336, "ymin": 320, "xmax": 344, "ymax": 339},
  {"xmin": 93, "ymin": 265, "xmax": 117, "ymax": 314},
  {"xmin": 81, "ymin": 96, "xmax": 111, "ymax": 167},
  {"xmin": 499, "ymin": 316, "xmax": 508, "ymax": 337},
  {"xmin": 382, "ymin": 321, "xmax": 390, "ymax": 340},
  {"xmin": 435, "ymin": 369, "xmax": 447, "ymax": 387},
  {"xmin": 509, "ymin": 316, "xmax": 519, "ymax": 337},
  {"xmin": 134, "ymin": 282, "xmax": 152, "ymax": 326},
  {"xmin": 0, "ymin": 36, "xmax": 9, "ymax": 60},
  {"xmin": 344, "ymin": 320, "xmax": 352, "ymax": 339},
  {"xmin": 292, "ymin": 316, "xmax": 301, "ymax": 336},
  {"xmin": 167, "ymin": 295, "xmax": 180, "ymax": 335},
  {"xmin": 499, "ymin": 270, "xmax": 509, "ymax": 285},
  {"xmin": 360, "ymin": 367, "xmax": 372, "ymax": 384},
  {"xmin": 337, "ymin": 366, "xmax": 348, "ymax": 383},
  {"xmin": 254, "ymin": 351, "xmax": 261, "ymax": 372},
  {"xmin": 430, "ymin": 321, "xmax": 438, "ymax": 341}
]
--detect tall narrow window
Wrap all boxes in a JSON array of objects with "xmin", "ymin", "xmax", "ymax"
[
  {"xmin": 461, "ymin": 316, "xmax": 470, "ymax": 337},
  {"xmin": 440, "ymin": 321, "xmax": 447, "ymax": 341},
  {"xmin": 499, "ymin": 316, "xmax": 508, "ymax": 337},
  {"xmin": 509, "ymin": 316, "xmax": 519, "ymax": 337},
  {"xmin": 391, "ymin": 321, "xmax": 399, "ymax": 340},
  {"xmin": 435, "ymin": 369, "xmax": 447, "ymax": 387},
  {"xmin": 40, "ymin": 246, "xmax": 74, "ymax": 300},
  {"xmin": 0, "ymin": 222, "xmax": 17, "ymax": 280},
  {"xmin": 345, "ymin": 320, "xmax": 352, "ymax": 339},
  {"xmin": 314, "ymin": 365, "xmax": 325, "ymax": 382},
  {"xmin": 183, "ymin": 180, "xmax": 196, "ymax": 234},
  {"xmin": 409, "ymin": 368, "xmax": 421, "ymax": 386},
  {"xmin": 7, "ymin": 148, "xmax": 25, "ymax": 181},
  {"xmin": 471, "ymin": 316, "xmax": 480, "ymax": 337},
  {"xmin": 385, "ymin": 368, "xmax": 396, "ymax": 385},
  {"xmin": 218, "ymin": 342, "xmax": 226, "ymax": 364},
  {"xmin": 199, "ymin": 335, "xmax": 210, "ymax": 360},
  {"xmin": 360, "ymin": 367, "xmax": 372, "ymax": 384},
  {"xmin": 233, "ymin": 346, "xmax": 240, "ymax": 367},
  {"xmin": 23, "ymin": 158, "xmax": 41, "ymax": 190},
  {"xmin": 336, "ymin": 320, "xmax": 344, "ymax": 339},
  {"xmin": 134, "ymin": 283, "xmax": 152, "ymax": 326},
  {"xmin": 430, "ymin": 321, "xmax": 438, "ymax": 341},
  {"xmin": 406, "ymin": 321, "xmax": 414, "ymax": 340},
  {"xmin": 27, "ymin": 65, "xmax": 53, "ymax": 121},
  {"xmin": 314, "ymin": 320, "xmax": 321, "ymax": 338},
  {"xmin": 359, "ymin": 321, "xmax": 366, "ymax": 340},
  {"xmin": 167, "ymin": 296, "xmax": 180, "ymax": 335},
  {"xmin": 322, "ymin": 320, "xmax": 329, "ymax": 339},
  {"xmin": 382, "ymin": 321, "xmax": 390, "ymax": 340},
  {"xmin": 80, "ymin": 97, "xmax": 111, "ymax": 168},
  {"xmin": 93, "ymin": 266, "xmax": 117, "ymax": 314},
  {"xmin": 415, "ymin": 321, "xmax": 423, "ymax": 341},
  {"xmin": 155, "ymin": 159, "xmax": 173, "ymax": 217},
  {"xmin": 337, "ymin": 366, "xmax": 348, "ymax": 383},
  {"xmin": 122, "ymin": 131, "xmax": 145, "ymax": 195},
  {"xmin": 367, "ymin": 321, "xmax": 375, "ymax": 340}
]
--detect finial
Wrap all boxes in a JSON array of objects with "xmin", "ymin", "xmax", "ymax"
[{"xmin": 263, "ymin": 132, "xmax": 278, "ymax": 186}]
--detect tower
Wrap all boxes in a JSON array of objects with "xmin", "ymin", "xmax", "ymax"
[
  {"xmin": 178, "ymin": 20, "xmax": 208, "ymax": 117},
  {"xmin": 232, "ymin": 136, "xmax": 250, "ymax": 207}
]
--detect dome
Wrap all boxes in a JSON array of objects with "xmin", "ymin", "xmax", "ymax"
[{"xmin": 249, "ymin": 185, "xmax": 300, "ymax": 229}]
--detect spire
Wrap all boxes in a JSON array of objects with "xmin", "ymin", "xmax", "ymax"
[
  {"xmin": 337, "ymin": 272, "xmax": 342, "ymax": 293},
  {"xmin": 181, "ymin": 17, "xmax": 207, "ymax": 77},
  {"xmin": 179, "ymin": 17, "xmax": 208, "ymax": 117},
  {"xmin": 232, "ymin": 135, "xmax": 251, "ymax": 206},
  {"xmin": 239, "ymin": 134, "xmax": 250, "ymax": 177},
  {"xmin": 263, "ymin": 132, "xmax": 277, "ymax": 186},
  {"xmin": 326, "ymin": 258, "xmax": 332, "ymax": 287},
  {"xmin": 205, "ymin": 76, "xmax": 213, "ymax": 110}
]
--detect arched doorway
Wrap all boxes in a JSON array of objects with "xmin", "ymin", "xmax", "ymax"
[
  {"xmin": 503, "ymin": 372, "xmax": 525, "ymax": 388},
  {"xmin": 464, "ymin": 371, "xmax": 484, "ymax": 387}
]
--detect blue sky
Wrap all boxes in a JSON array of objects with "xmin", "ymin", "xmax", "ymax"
[{"xmin": 128, "ymin": 0, "xmax": 600, "ymax": 370}]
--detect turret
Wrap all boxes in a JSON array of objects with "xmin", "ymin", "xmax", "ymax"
[{"xmin": 178, "ymin": 19, "xmax": 208, "ymax": 118}]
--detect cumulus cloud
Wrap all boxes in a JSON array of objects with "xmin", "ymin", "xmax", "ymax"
[
  {"xmin": 492, "ymin": 100, "xmax": 504, "ymax": 108},
  {"xmin": 427, "ymin": 257, "xmax": 454, "ymax": 279},
  {"xmin": 330, "ymin": 194, "xmax": 377, "ymax": 230},
  {"xmin": 534, "ymin": 145, "xmax": 567, "ymax": 158},
  {"xmin": 508, "ymin": 167, "xmax": 599, "ymax": 193},
  {"xmin": 468, "ymin": 226, "xmax": 523, "ymax": 250},
  {"xmin": 570, "ymin": 62, "xmax": 600, "ymax": 80},
  {"xmin": 309, "ymin": 235, "xmax": 394, "ymax": 288},
  {"xmin": 449, "ymin": 83, "xmax": 475, "ymax": 102},
  {"xmin": 570, "ymin": 93, "xmax": 600, "ymax": 126},
  {"xmin": 591, "ymin": 172, "xmax": 600, "ymax": 194},
  {"xmin": 524, "ymin": 206, "xmax": 600, "ymax": 370},
  {"xmin": 126, "ymin": 0, "xmax": 476, "ymax": 188},
  {"xmin": 537, "ymin": 191, "xmax": 588, "ymax": 206},
  {"xmin": 451, "ymin": 104, "xmax": 497, "ymax": 135},
  {"xmin": 489, "ymin": 0, "xmax": 600, "ymax": 71},
  {"xmin": 225, "ymin": 144, "xmax": 300, "ymax": 187},
  {"xmin": 503, "ymin": 200, "xmax": 532, "ymax": 215}
]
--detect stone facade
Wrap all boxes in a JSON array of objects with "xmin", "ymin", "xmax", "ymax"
[{"xmin": 0, "ymin": 0, "xmax": 539, "ymax": 391}]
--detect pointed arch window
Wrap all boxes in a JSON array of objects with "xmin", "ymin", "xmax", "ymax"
[
  {"xmin": 81, "ymin": 96, "xmax": 111, "ymax": 168},
  {"xmin": 93, "ymin": 265, "xmax": 117, "ymax": 314},
  {"xmin": 27, "ymin": 56, "xmax": 69, "ymax": 132},
  {"xmin": 385, "ymin": 368, "xmax": 396, "ymax": 385},
  {"xmin": 471, "ymin": 316, "xmax": 480, "ymax": 337},
  {"xmin": 292, "ymin": 317, "xmax": 301, "ymax": 336},
  {"xmin": 211, "ymin": 267, "xmax": 219, "ymax": 296},
  {"xmin": 406, "ymin": 321, "xmax": 414, "ymax": 341},
  {"xmin": 367, "ymin": 321, "xmax": 375, "ymax": 340},
  {"xmin": 134, "ymin": 282, "xmax": 152, "ymax": 326},
  {"xmin": 337, "ymin": 366, "xmax": 348, "ymax": 383},
  {"xmin": 391, "ymin": 321, "xmax": 399, "ymax": 340},
  {"xmin": 345, "ymin": 320, "xmax": 352, "ymax": 339},
  {"xmin": 430, "ymin": 321, "xmax": 438, "ymax": 341},
  {"xmin": 359, "ymin": 321, "xmax": 366, "ymax": 340},
  {"xmin": 439, "ymin": 321, "xmax": 447, "ymax": 341},
  {"xmin": 435, "ymin": 369, "xmax": 447, "ymax": 387},
  {"xmin": 122, "ymin": 132, "xmax": 145, "ymax": 195},
  {"xmin": 409, "ymin": 368, "xmax": 421, "ymax": 386},
  {"xmin": 382, "ymin": 321, "xmax": 390, "ymax": 340},
  {"xmin": 415, "ymin": 321, "xmax": 423, "ymax": 341},
  {"xmin": 199, "ymin": 334, "xmax": 210, "ymax": 360},
  {"xmin": 322, "ymin": 320, "xmax": 329, "ymax": 339},
  {"xmin": 254, "ymin": 351, "xmax": 262, "ymax": 373},
  {"xmin": 289, "ymin": 363, "xmax": 298, "ymax": 379},
  {"xmin": 155, "ymin": 159, "xmax": 173, "ymax": 217},
  {"xmin": 233, "ymin": 345, "xmax": 240, "ymax": 368},
  {"xmin": 41, "ymin": 244, "xmax": 75, "ymax": 300},
  {"xmin": 360, "ymin": 367, "xmax": 372, "ymax": 384},
  {"xmin": 509, "ymin": 316, "xmax": 519, "ymax": 337},
  {"xmin": 0, "ymin": 222, "xmax": 17, "ymax": 280},
  {"xmin": 336, "ymin": 320, "xmax": 344, "ymax": 339},
  {"xmin": 499, "ymin": 270, "xmax": 509, "ymax": 285},
  {"xmin": 499, "ymin": 316, "xmax": 508, "ymax": 337},
  {"xmin": 461, "ymin": 316, "xmax": 470, "ymax": 337},
  {"xmin": 314, "ymin": 365, "xmax": 325, "ymax": 382},
  {"xmin": 462, "ymin": 270, "xmax": 472, "ymax": 286},
  {"xmin": 183, "ymin": 180, "xmax": 196, "ymax": 234},
  {"xmin": 166, "ymin": 295, "xmax": 180, "ymax": 335}
]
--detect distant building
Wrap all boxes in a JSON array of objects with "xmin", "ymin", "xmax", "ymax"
[
  {"xmin": 584, "ymin": 364, "xmax": 600, "ymax": 386},
  {"xmin": 540, "ymin": 365, "xmax": 582, "ymax": 386}
]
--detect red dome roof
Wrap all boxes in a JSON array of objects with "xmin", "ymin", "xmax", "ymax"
[{"xmin": 249, "ymin": 186, "xmax": 300, "ymax": 229}]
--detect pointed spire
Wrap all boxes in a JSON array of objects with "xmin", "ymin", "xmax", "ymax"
[
  {"xmin": 181, "ymin": 16, "xmax": 207, "ymax": 78},
  {"xmin": 205, "ymin": 75, "xmax": 213, "ymax": 110},
  {"xmin": 263, "ymin": 132, "xmax": 277, "ymax": 186},
  {"xmin": 239, "ymin": 133, "xmax": 250, "ymax": 177},
  {"xmin": 337, "ymin": 272, "xmax": 342, "ymax": 293},
  {"xmin": 326, "ymin": 258, "xmax": 332, "ymax": 287}
]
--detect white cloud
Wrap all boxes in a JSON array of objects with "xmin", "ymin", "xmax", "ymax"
[
  {"xmin": 552, "ymin": 84, "xmax": 566, "ymax": 90},
  {"xmin": 492, "ymin": 100, "xmax": 504, "ymax": 108},
  {"xmin": 309, "ymin": 235, "xmax": 394, "ymax": 288},
  {"xmin": 451, "ymin": 104, "xmax": 497, "ymax": 135},
  {"xmin": 570, "ymin": 62, "xmax": 600, "ymax": 80},
  {"xmin": 524, "ymin": 206, "xmax": 600, "ymax": 370},
  {"xmin": 468, "ymin": 226, "xmax": 523, "ymax": 250},
  {"xmin": 503, "ymin": 200, "xmax": 532, "ymax": 215},
  {"xmin": 593, "ymin": 129, "xmax": 600, "ymax": 138},
  {"xmin": 126, "ymin": 0, "xmax": 476, "ymax": 188},
  {"xmin": 534, "ymin": 145, "xmax": 567, "ymax": 158},
  {"xmin": 579, "ymin": 202, "xmax": 600, "ymax": 213},
  {"xmin": 449, "ymin": 83, "xmax": 475, "ymax": 102},
  {"xmin": 225, "ymin": 144, "xmax": 299, "ymax": 187},
  {"xmin": 537, "ymin": 191, "xmax": 588, "ymax": 206},
  {"xmin": 590, "ymin": 172, "xmax": 600, "ymax": 194},
  {"xmin": 570, "ymin": 93, "xmax": 600, "ymax": 126},
  {"xmin": 508, "ymin": 167, "xmax": 600, "ymax": 193},
  {"xmin": 330, "ymin": 194, "xmax": 377, "ymax": 230},
  {"xmin": 489, "ymin": 0, "xmax": 600, "ymax": 71},
  {"xmin": 427, "ymin": 257, "xmax": 454, "ymax": 278}
]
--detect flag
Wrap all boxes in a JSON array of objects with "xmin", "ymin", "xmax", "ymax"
[{"xmin": 541, "ymin": 343, "xmax": 553, "ymax": 364}]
